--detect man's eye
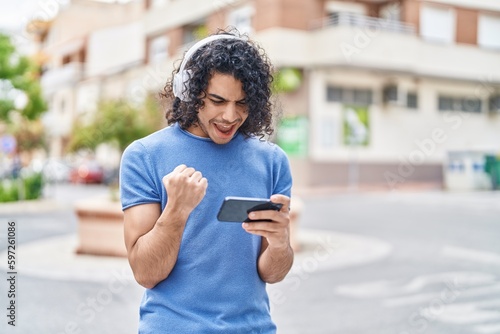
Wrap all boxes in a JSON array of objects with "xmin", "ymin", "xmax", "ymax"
[
  {"xmin": 236, "ymin": 101, "xmax": 247, "ymax": 106},
  {"xmin": 210, "ymin": 99, "xmax": 224, "ymax": 105}
]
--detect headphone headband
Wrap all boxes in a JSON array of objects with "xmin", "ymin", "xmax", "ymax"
[{"xmin": 173, "ymin": 34, "xmax": 243, "ymax": 101}]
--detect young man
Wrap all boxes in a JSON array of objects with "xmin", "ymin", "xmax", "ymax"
[{"xmin": 120, "ymin": 30, "xmax": 293, "ymax": 333}]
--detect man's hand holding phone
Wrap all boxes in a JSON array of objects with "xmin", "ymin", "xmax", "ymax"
[{"xmin": 241, "ymin": 194, "xmax": 291, "ymax": 250}]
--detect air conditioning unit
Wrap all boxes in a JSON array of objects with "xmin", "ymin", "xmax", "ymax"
[
  {"xmin": 489, "ymin": 95, "xmax": 500, "ymax": 113},
  {"xmin": 383, "ymin": 84, "xmax": 407, "ymax": 106}
]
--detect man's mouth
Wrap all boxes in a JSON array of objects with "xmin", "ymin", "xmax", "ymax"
[{"xmin": 213, "ymin": 122, "xmax": 237, "ymax": 138}]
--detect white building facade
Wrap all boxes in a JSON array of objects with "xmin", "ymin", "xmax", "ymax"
[{"xmin": 35, "ymin": 0, "xmax": 500, "ymax": 188}]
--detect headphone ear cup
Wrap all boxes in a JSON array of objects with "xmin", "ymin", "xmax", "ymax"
[
  {"xmin": 173, "ymin": 71, "xmax": 184, "ymax": 101},
  {"xmin": 173, "ymin": 70, "xmax": 192, "ymax": 101}
]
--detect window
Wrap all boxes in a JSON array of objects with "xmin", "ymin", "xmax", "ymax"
[
  {"xmin": 327, "ymin": 86, "xmax": 342, "ymax": 102},
  {"xmin": 227, "ymin": 6, "xmax": 254, "ymax": 35},
  {"xmin": 62, "ymin": 54, "xmax": 71, "ymax": 65},
  {"xmin": 478, "ymin": 14, "xmax": 500, "ymax": 50},
  {"xmin": 182, "ymin": 21, "xmax": 207, "ymax": 45},
  {"xmin": 380, "ymin": 3, "xmax": 400, "ymax": 22},
  {"xmin": 383, "ymin": 85, "xmax": 418, "ymax": 109},
  {"xmin": 490, "ymin": 95, "xmax": 500, "ymax": 112},
  {"xmin": 407, "ymin": 93, "xmax": 418, "ymax": 109},
  {"xmin": 438, "ymin": 96, "xmax": 482, "ymax": 113},
  {"xmin": 148, "ymin": 35, "xmax": 169, "ymax": 64},
  {"xmin": 326, "ymin": 86, "xmax": 373, "ymax": 105},
  {"xmin": 420, "ymin": 5, "xmax": 455, "ymax": 44}
]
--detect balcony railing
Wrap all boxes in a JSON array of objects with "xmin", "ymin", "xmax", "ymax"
[
  {"xmin": 311, "ymin": 12, "xmax": 415, "ymax": 35},
  {"xmin": 41, "ymin": 62, "xmax": 84, "ymax": 95}
]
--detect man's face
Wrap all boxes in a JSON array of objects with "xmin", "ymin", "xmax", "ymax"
[{"xmin": 187, "ymin": 72, "xmax": 248, "ymax": 145}]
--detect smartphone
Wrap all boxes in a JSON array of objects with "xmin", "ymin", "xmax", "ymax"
[{"xmin": 217, "ymin": 196, "xmax": 283, "ymax": 222}]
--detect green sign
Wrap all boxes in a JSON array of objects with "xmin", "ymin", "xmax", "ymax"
[
  {"xmin": 277, "ymin": 116, "xmax": 308, "ymax": 157},
  {"xmin": 273, "ymin": 68, "xmax": 302, "ymax": 93},
  {"xmin": 343, "ymin": 105, "xmax": 369, "ymax": 146}
]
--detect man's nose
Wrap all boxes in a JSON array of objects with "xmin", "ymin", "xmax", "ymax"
[{"xmin": 221, "ymin": 103, "xmax": 238, "ymax": 122}]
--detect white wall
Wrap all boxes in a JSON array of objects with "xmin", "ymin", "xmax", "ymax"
[
  {"xmin": 43, "ymin": 88, "xmax": 75, "ymax": 137},
  {"xmin": 255, "ymin": 27, "xmax": 500, "ymax": 84},
  {"xmin": 428, "ymin": 0, "xmax": 500, "ymax": 12},
  {"xmin": 144, "ymin": 0, "xmax": 239, "ymax": 35},
  {"xmin": 308, "ymin": 69, "xmax": 500, "ymax": 164},
  {"xmin": 86, "ymin": 22, "xmax": 144, "ymax": 77}
]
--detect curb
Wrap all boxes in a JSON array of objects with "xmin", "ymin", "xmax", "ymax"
[{"xmin": 0, "ymin": 199, "xmax": 66, "ymax": 215}]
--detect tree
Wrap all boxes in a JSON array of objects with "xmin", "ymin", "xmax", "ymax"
[
  {"xmin": 9, "ymin": 118, "xmax": 46, "ymax": 153},
  {"xmin": 0, "ymin": 33, "xmax": 46, "ymax": 122},
  {"xmin": 67, "ymin": 96, "xmax": 165, "ymax": 154}
]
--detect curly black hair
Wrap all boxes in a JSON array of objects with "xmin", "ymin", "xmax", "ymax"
[{"xmin": 161, "ymin": 29, "xmax": 276, "ymax": 138}]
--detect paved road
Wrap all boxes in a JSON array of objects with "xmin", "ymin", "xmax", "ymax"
[
  {"xmin": 270, "ymin": 191, "xmax": 500, "ymax": 334},
  {"xmin": 0, "ymin": 185, "xmax": 499, "ymax": 333}
]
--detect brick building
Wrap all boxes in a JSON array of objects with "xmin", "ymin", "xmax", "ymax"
[{"xmin": 34, "ymin": 0, "xmax": 500, "ymax": 188}]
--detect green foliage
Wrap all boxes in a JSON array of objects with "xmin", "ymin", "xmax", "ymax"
[
  {"xmin": 68, "ymin": 96, "xmax": 164, "ymax": 153},
  {"xmin": 0, "ymin": 172, "xmax": 44, "ymax": 202},
  {"xmin": 273, "ymin": 68, "xmax": 303, "ymax": 94},
  {"xmin": 23, "ymin": 172, "xmax": 43, "ymax": 200},
  {"xmin": 9, "ymin": 118, "xmax": 47, "ymax": 152},
  {"xmin": 0, "ymin": 179, "xmax": 18, "ymax": 202},
  {"xmin": 0, "ymin": 33, "xmax": 47, "ymax": 121}
]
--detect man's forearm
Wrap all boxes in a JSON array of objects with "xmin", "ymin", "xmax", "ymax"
[
  {"xmin": 129, "ymin": 207, "xmax": 188, "ymax": 289},
  {"xmin": 258, "ymin": 244, "xmax": 294, "ymax": 284}
]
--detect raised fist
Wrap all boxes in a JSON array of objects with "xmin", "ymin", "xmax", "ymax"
[{"xmin": 162, "ymin": 164, "xmax": 208, "ymax": 214}]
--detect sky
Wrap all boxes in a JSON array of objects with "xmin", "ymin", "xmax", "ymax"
[
  {"xmin": 0, "ymin": 0, "xmax": 129, "ymax": 52},
  {"xmin": 0, "ymin": 0, "xmax": 49, "ymax": 31},
  {"xmin": 0, "ymin": 0, "xmax": 130, "ymax": 32},
  {"xmin": 0, "ymin": 0, "xmax": 43, "ymax": 52}
]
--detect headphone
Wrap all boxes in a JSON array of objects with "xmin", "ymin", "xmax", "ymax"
[{"xmin": 173, "ymin": 34, "xmax": 242, "ymax": 101}]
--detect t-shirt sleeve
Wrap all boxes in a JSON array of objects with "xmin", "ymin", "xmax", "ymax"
[
  {"xmin": 120, "ymin": 140, "xmax": 161, "ymax": 210},
  {"xmin": 272, "ymin": 145, "xmax": 293, "ymax": 198}
]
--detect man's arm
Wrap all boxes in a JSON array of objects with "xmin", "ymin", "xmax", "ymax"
[
  {"xmin": 124, "ymin": 165, "xmax": 207, "ymax": 289},
  {"xmin": 242, "ymin": 194, "xmax": 294, "ymax": 283}
]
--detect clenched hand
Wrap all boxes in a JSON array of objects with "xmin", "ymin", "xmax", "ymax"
[{"xmin": 162, "ymin": 164, "xmax": 208, "ymax": 216}]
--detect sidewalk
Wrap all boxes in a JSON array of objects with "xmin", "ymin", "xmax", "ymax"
[
  {"xmin": 293, "ymin": 181, "xmax": 443, "ymax": 198},
  {"xmin": 0, "ymin": 185, "xmax": 396, "ymax": 283},
  {"xmin": 5, "ymin": 180, "xmax": 494, "ymax": 285},
  {"xmin": 0, "ymin": 198, "xmax": 65, "ymax": 215},
  {"xmin": 0, "ymin": 226, "xmax": 392, "ymax": 283}
]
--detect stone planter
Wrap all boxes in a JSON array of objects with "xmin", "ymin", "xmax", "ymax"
[
  {"xmin": 74, "ymin": 196, "xmax": 303, "ymax": 257},
  {"xmin": 75, "ymin": 197, "xmax": 127, "ymax": 257}
]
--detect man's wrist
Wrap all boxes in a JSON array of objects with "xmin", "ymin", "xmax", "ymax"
[
  {"xmin": 157, "ymin": 204, "xmax": 190, "ymax": 227},
  {"xmin": 266, "ymin": 241, "xmax": 292, "ymax": 253}
]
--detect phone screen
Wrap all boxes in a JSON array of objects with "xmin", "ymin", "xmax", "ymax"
[{"xmin": 217, "ymin": 196, "xmax": 283, "ymax": 222}]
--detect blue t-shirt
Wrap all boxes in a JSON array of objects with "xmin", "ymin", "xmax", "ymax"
[{"xmin": 120, "ymin": 123, "xmax": 292, "ymax": 334}]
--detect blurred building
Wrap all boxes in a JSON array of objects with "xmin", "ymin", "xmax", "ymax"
[
  {"xmin": 30, "ymin": 0, "xmax": 145, "ymax": 161},
  {"xmin": 31, "ymin": 0, "xmax": 500, "ymax": 188}
]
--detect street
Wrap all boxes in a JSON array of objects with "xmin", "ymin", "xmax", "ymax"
[
  {"xmin": 0, "ymin": 184, "xmax": 499, "ymax": 333},
  {"xmin": 271, "ymin": 191, "xmax": 500, "ymax": 334}
]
